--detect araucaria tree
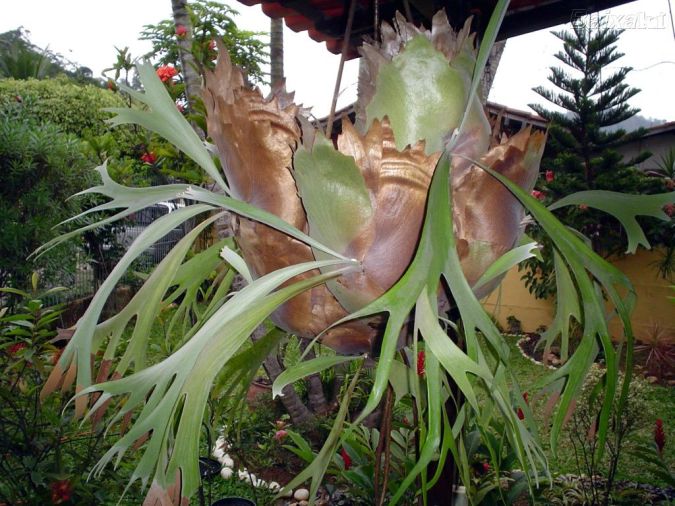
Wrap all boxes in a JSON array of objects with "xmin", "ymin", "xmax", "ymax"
[
  {"xmin": 37, "ymin": 3, "xmax": 673, "ymax": 505},
  {"xmin": 521, "ymin": 19, "xmax": 672, "ymax": 298}
]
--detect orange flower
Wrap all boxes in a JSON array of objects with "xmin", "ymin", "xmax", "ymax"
[{"xmin": 156, "ymin": 65, "xmax": 178, "ymax": 83}]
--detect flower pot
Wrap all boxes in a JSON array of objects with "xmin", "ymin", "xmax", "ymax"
[
  {"xmin": 199, "ymin": 457, "xmax": 221, "ymax": 479},
  {"xmin": 211, "ymin": 498, "xmax": 255, "ymax": 506}
]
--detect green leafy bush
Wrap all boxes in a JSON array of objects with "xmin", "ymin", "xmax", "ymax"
[
  {"xmin": 0, "ymin": 105, "xmax": 91, "ymax": 288},
  {"xmin": 0, "ymin": 77, "xmax": 134, "ymax": 145},
  {"xmin": 0, "ymin": 280, "xmax": 142, "ymax": 504}
]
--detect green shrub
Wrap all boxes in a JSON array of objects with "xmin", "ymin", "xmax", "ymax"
[
  {"xmin": 0, "ymin": 77, "xmax": 135, "ymax": 145},
  {"xmin": 0, "ymin": 106, "xmax": 92, "ymax": 289}
]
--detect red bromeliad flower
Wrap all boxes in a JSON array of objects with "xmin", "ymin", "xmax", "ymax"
[
  {"xmin": 545, "ymin": 170, "xmax": 554, "ymax": 183},
  {"xmin": 340, "ymin": 448, "xmax": 352, "ymax": 470},
  {"xmin": 50, "ymin": 479, "xmax": 73, "ymax": 504},
  {"xmin": 417, "ymin": 350, "xmax": 425, "ymax": 377},
  {"xmin": 7, "ymin": 342, "xmax": 27, "ymax": 357},
  {"xmin": 156, "ymin": 65, "xmax": 178, "ymax": 83},
  {"xmin": 175, "ymin": 24, "xmax": 187, "ymax": 38},
  {"xmin": 655, "ymin": 419, "xmax": 665, "ymax": 455},
  {"xmin": 140, "ymin": 152, "xmax": 157, "ymax": 165},
  {"xmin": 531, "ymin": 189, "xmax": 545, "ymax": 201},
  {"xmin": 517, "ymin": 392, "xmax": 529, "ymax": 420},
  {"xmin": 273, "ymin": 429, "xmax": 288, "ymax": 442}
]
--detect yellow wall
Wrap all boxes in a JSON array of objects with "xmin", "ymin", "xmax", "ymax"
[{"xmin": 482, "ymin": 249, "xmax": 675, "ymax": 343}]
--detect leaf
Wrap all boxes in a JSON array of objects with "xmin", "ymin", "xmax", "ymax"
[
  {"xmin": 220, "ymin": 245, "xmax": 252, "ymax": 284},
  {"xmin": 539, "ymin": 250, "xmax": 581, "ymax": 363},
  {"xmin": 31, "ymin": 161, "xmax": 193, "ymax": 259},
  {"xmin": 182, "ymin": 185, "xmax": 350, "ymax": 261},
  {"xmin": 475, "ymin": 161, "xmax": 636, "ymax": 458},
  {"xmin": 42, "ymin": 204, "xmax": 217, "ymax": 411},
  {"xmin": 272, "ymin": 354, "xmax": 361, "ymax": 399},
  {"xmin": 83, "ymin": 259, "xmax": 357, "ymax": 501},
  {"xmin": 366, "ymin": 34, "xmax": 472, "ymax": 154},
  {"xmin": 293, "ymin": 134, "xmax": 373, "ymax": 253},
  {"xmin": 108, "ymin": 61, "xmax": 228, "ymax": 192},
  {"xmin": 278, "ymin": 364, "xmax": 363, "ymax": 504},
  {"xmin": 548, "ymin": 190, "xmax": 675, "ymax": 253},
  {"xmin": 473, "ymin": 242, "xmax": 539, "ymax": 292}
]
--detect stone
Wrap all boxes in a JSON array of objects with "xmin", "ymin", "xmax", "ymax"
[
  {"xmin": 294, "ymin": 488, "xmax": 310, "ymax": 501},
  {"xmin": 222, "ymin": 456, "xmax": 234, "ymax": 469},
  {"xmin": 220, "ymin": 467, "xmax": 233, "ymax": 479}
]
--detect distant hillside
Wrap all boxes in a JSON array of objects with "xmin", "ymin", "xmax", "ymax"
[{"xmin": 604, "ymin": 115, "xmax": 667, "ymax": 133}]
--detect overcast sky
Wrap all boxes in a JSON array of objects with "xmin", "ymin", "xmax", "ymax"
[{"xmin": 3, "ymin": 0, "xmax": 675, "ymax": 120}]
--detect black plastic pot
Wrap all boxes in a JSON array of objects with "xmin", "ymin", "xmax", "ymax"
[
  {"xmin": 211, "ymin": 498, "xmax": 255, "ymax": 506},
  {"xmin": 199, "ymin": 457, "xmax": 222, "ymax": 479}
]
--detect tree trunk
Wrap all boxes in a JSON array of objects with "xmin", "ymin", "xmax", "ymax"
[
  {"xmin": 262, "ymin": 351, "xmax": 316, "ymax": 426},
  {"xmin": 299, "ymin": 342, "xmax": 329, "ymax": 414},
  {"xmin": 171, "ymin": 0, "xmax": 203, "ymax": 135},
  {"xmin": 480, "ymin": 40, "xmax": 506, "ymax": 104},
  {"xmin": 270, "ymin": 18, "xmax": 284, "ymax": 87}
]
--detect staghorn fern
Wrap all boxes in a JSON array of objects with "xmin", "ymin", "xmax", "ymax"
[{"xmin": 38, "ymin": 1, "xmax": 674, "ymax": 505}]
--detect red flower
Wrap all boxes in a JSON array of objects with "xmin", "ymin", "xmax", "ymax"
[
  {"xmin": 578, "ymin": 204, "xmax": 589, "ymax": 211},
  {"xmin": 482, "ymin": 461, "xmax": 490, "ymax": 473},
  {"xmin": 7, "ymin": 342, "xmax": 27, "ymax": 357},
  {"xmin": 664, "ymin": 203, "xmax": 675, "ymax": 217},
  {"xmin": 175, "ymin": 24, "xmax": 187, "ymax": 38},
  {"xmin": 417, "ymin": 350, "xmax": 425, "ymax": 377},
  {"xmin": 106, "ymin": 79, "xmax": 116, "ymax": 91},
  {"xmin": 140, "ymin": 152, "xmax": 157, "ymax": 165},
  {"xmin": 545, "ymin": 170, "xmax": 554, "ymax": 183},
  {"xmin": 517, "ymin": 392, "xmax": 529, "ymax": 420},
  {"xmin": 531, "ymin": 190, "xmax": 545, "ymax": 201},
  {"xmin": 273, "ymin": 429, "xmax": 288, "ymax": 442},
  {"xmin": 655, "ymin": 419, "xmax": 665, "ymax": 455},
  {"xmin": 340, "ymin": 447, "xmax": 352, "ymax": 470},
  {"xmin": 209, "ymin": 39, "xmax": 217, "ymax": 51},
  {"xmin": 50, "ymin": 479, "xmax": 73, "ymax": 504},
  {"xmin": 156, "ymin": 65, "xmax": 178, "ymax": 83}
]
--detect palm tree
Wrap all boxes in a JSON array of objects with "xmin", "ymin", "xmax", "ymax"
[
  {"xmin": 38, "ymin": 3, "xmax": 671, "ymax": 504},
  {"xmin": 171, "ymin": 0, "xmax": 202, "ymax": 121}
]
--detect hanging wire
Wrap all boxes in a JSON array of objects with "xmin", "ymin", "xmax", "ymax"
[
  {"xmin": 374, "ymin": 0, "xmax": 380, "ymax": 41},
  {"xmin": 326, "ymin": 0, "xmax": 358, "ymax": 139},
  {"xmin": 668, "ymin": 0, "xmax": 675, "ymax": 41}
]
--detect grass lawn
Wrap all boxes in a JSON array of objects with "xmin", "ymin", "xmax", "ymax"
[{"xmin": 503, "ymin": 334, "xmax": 674, "ymax": 486}]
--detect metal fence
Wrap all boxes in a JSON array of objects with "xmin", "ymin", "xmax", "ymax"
[{"xmin": 43, "ymin": 202, "xmax": 193, "ymax": 307}]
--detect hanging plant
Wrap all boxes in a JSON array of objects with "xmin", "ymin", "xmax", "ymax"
[{"xmin": 36, "ymin": 1, "xmax": 674, "ymax": 504}]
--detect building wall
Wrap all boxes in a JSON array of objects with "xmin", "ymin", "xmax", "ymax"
[
  {"xmin": 615, "ymin": 131, "xmax": 675, "ymax": 172},
  {"xmin": 482, "ymin": 248, "xmax": 675, "ymax": 343}
]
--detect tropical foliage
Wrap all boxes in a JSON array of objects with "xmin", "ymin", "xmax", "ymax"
[
  {"xmin": 0, "ymin": 105, "xmax": 92, "ymax": 289},
  {"xmin": 521, "ymin": 19, "xmax": 674, "ymax": 298},
  {"xmin": 139, "ymin": 0, "xmax": 267, "ymax": 85},
  {"xmin": 36, "ymin": 3, "xmax": 674, "ymax": 506}
]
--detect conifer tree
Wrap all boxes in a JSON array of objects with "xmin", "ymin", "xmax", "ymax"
[{"xmin": 521, "ymin": 18, "xmax": 672, "ymax": 298}]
